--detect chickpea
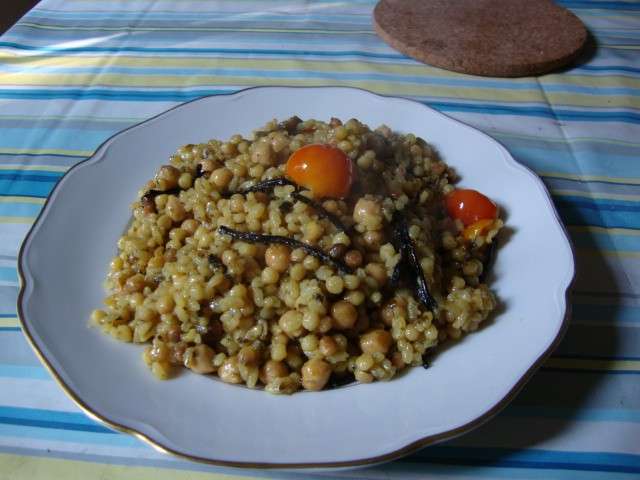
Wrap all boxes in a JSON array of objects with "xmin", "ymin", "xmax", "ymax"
[
  {"xmin": 211, "ymin": 167, "xmax": 233, "ymax": 189},
  {"xmin": 319, "ymin": 336, "xmax": 338, "ymax": 357},
  {"xmin": 391, "ymin": 351, "xmax": 405, "ymax": 369},
  {"xmin": 363, "ymin": 230, "xmax": 383, "ymax": 251},
  {"xmin": 218, "ymin": 356, "xmax": 242, "ymax": 384},
  {"xmin": 353, "ymin": 197, "xmax": 382, "ymax": 225},
  {"xmin": 328, "ymin": 243, "xmax": 347, "ymax": 259},
  {"xmin": 200, "ymin": 159, "xmax": 216, "ymax": 172},
  {"xmin": 365, "ymin": 262, "xmax": 387, "ymax": 286},
  {"xmin": 360, "ymin": 329, "xmax": 393, "ymax": 354},
  {"xmin": 156, "ymin": 165, "xmax": 180, "ymax": 189},
  {"xmin": 237, "ymin": 345, "xmax": 260, "ymax": 366},
  {"xmin": 325, "ymin": 276, "xmax": 344, "ymax": 294},
  {"xmin": 178, "ymin": 172, "xmax": 193, "ymax": 190},
  {"xmin": 166, "ymin": 323, "xmax": 181, "ymax": 343},
  {"xmin": 259, "ymin": 360, "xmax": 289, "ymax": 385},
  {"xmin": 171, "ymin": 343, "xmax": 187, "ymax": 365},
  {"xmin": 381, "ymin": 297, "xmax": 407, "ymax": 326},
  {"xmin": 301, "ymin": 358, "xmax": 332, "ymax": 391},
  {"xmin": 124, "ymin": 273, "xmax": 145, "ymax": 293},
  {"xmin": 151, "ymin": 361, "xmax": 172, "ymax": 380},
  {"xmin": 156, "ymin": 295, "xmax": 175, "ymax": 314},
  {"xmin": 261, "ymin": 267, "xmax": 279, "ymax": 284},
  {"xmin": 265, "ymin": 244, "xmax": 290, "ymax": 272},
  {"xmin": 166, "ymin": 195, "xmax": 186, "ymax": 222},
  {"xmin": 344, "ymin": 249, "xmax": 363, "ymax": 268},
  {"xmin": 318, "ymin": 316, "xmax": 333, "ymax": 333},
  {"xmin": 185, "ymin": 344, "xmax": 216, "ymax": 374},
  {"xmin": 331, "ymin": 300, "xmax": 358, "ymax": 330}
]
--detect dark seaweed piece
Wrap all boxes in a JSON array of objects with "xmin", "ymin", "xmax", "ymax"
[
  {"xmin": 218, "ymin": 225, "xmax": 353, "ymax": 274},
  {"xmin": 389, "ymin": 260, "xmax": 403, "ymax": 288},
  {"xmin": 326, "ymin": 373, "xmax": 355, "ymax": 389},
  {"xmin": 421, "ymin": 350, "xmax": 434, "ymax": 369},
  {"xmin": 140, "ymin": 187, "xmax": 180, "ymax": 204},
  {"xmin": 194, "ymin": 163, "xmax": 205, "ymax": 179},
  {"xmin": 391, "ymin": 213, "xmax": 438, "ymax": 312},
  {"xmin": 291, "ymin": 192, "xmax": 347, "ymax": 231},
  {"xmin": 238, "ymin": 177, "xmax": 297, "ymax": 194},
  {"xmin": 208, "ymin": 254, "xmax": 224, "ymax": 270},
  {"xmin": 278, "ymin": 201, "xmax": 293, "ymax": 214},
  {"xmin": 479, "ymin": 239, "xmax": 497, "ymax": 283},
  {"xmin": 278, "ymin": 115, "xmax": 302, "ymax": 134}
]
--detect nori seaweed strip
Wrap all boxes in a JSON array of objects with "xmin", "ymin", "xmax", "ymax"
[
  {"xmin": 218, "ymin": 225, "xmax": 353, "ymax": 274},
  {"xmin": 238, "ymin": 177, "xmax": 296, "ymax": 194},
  {"xmin": 208, "ymin": 254, "xmax": 225, "ymax": 271},
  {"xmin": 208, "ymin": 253, "xmax": 233, "ymax": 281},
  {"xmin": 479, "ymin": 239, "xmax": 497, "ymax": 282},
  {"xmin": 389, "ymin": 260, "xmax": 402, "ymax": 288},
  {"xmin": 326, "ymin": 373, "xmax": 355, "ymax": 389},
  {"xmin": 140, "ymin": 187, "xmax": 180, "ymax": 203},
  {"xmin": 421, "ymin": 352, "xmax": 432, "ymax": 369},
  {"xmin": 278, "ymin": 201, "xmax": 293, "ymax": 214},
  {"xmin": 291, "ymin": 192, "xmax": 347, "ymax": 231},
  {"xmin": 392, "ymin": 213, "xmax": 438, "ymax": 312}
]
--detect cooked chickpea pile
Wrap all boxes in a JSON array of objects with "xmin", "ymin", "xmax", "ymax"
[{"xmin": 91, "ymin": 117, "xmax": 501, "ymax": 393}]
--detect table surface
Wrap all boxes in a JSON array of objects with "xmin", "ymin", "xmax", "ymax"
[{"xmin": 1, "ymin": 0, "xmax": 639, "ymax": 478}]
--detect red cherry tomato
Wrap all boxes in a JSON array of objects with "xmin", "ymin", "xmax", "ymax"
[
  {"xmin": 445, "ymin": 189, "xmax": 498, "ymax": 226},
  {"xmin": 286, "ymin": 144, "xmax": 353, "ymax": 198}
]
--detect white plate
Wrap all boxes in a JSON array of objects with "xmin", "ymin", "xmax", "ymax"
[{"xmin": 18, "ymin": 87, "xmax": 575, "ymax": 469}]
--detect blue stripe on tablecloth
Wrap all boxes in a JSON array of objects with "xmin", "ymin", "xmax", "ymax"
[
  {"xmin": 412, "ymin": 447, "xmax": 640, "ymax": 473},
  {"xmin": 0, "ymin": 89, "xmax": 638, "ymax": 125},
  {"xmin": 1, "ymin": 406, "xmax": 640, "ymax": 472},
  {"xmin": 1, "ymin": 41, "xmax": 639, "ymax": 77},
  {"xmin": 557, "ymin": 1, "xmax": 640, "ymax": 11},
  {"xmin": 0, "ymin": 268, "xmax": 18, "ymax": 284},
  {"xmin": 0, "ymin": 366, "xmax": 50, "ymax": 380},
  {"xmin": 5, "ymin": 64, "xmax": 640, "ymax": 94},
  {"xmin": 0, "ymin": 203, "xmax": 41, "ymax": 217}
]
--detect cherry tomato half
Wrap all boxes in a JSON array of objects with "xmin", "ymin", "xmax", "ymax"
[
  {"xmin": 445, "ymin": 189, "xmax": 498, "ymax": 226},
  {"xmin": 286, "ymin": 144, "xmax": 353, "ymax": 198}
]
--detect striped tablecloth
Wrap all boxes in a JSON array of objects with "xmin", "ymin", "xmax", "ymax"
[{"xmin": 1, "ymin": 0, "xmax": 639, "ymax": 478}]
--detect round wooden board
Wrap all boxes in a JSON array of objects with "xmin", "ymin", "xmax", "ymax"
[{"xmin": 373, "ymin": 0, "xmax": 587, "ymax": 77}]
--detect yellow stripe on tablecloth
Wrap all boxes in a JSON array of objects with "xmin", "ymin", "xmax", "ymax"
[
  {"xmin": 545, "ymin": 357, "xmax": 640, "ymax": 372},
  {"xmin": 0, "ymin": 216, "xmax": 35, "ymax": 224},
  {"xmin": 3, "ymin": 55, "xmax": 639, "ymax": 86},
  {"xmin": 576, "ymin": 248, "xmax": 640, "ymax": 259},
  {"xmin": 0, "ymin": 453, "xmax": 259, "ymax": 480},
  {"xmin": 551, "ymin": 189, "xmax": 640, "ymax": 202},
  {"xmin": 569, "ymin": 226, "xmax": 640, "ymax": 237},
  {"xmin": 0, "ymin": 196, "xmax": 45, "ymax": 205},
  {"xmin": 540, "ymin": 171, "xmax": 640, "ymax": 185},
  {"xmin": 0, "ymin": 74, "xmax": 635, "ymax": 108},
  {"xmin": 0, "ymin": 318, "xmax": 19, "ymax": 328},
  {"xmin": 16, "ymin": 22, "xmax": 375, "ymax": 35},
  {"xmin": 492, "ymin": 131, "xmax": 640, "ymax": 148},
  {"xmin": 3, "ymin": 54, "xmax": 639, "ymax": 94},
  {"xmin": 0, "ymin": 148, "xmax": 93, "ymax": 157},
  {"xmin": 0, "ymin": 165, "xmax": 69, "ymax": 173}
]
